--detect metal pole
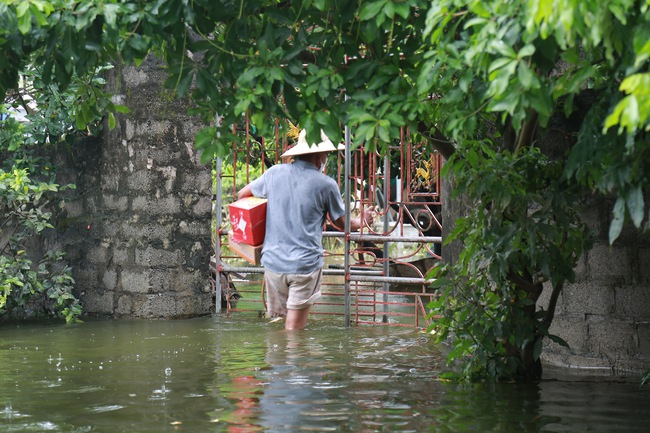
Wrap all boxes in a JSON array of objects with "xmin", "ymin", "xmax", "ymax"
[
  {"xmin": 221, "ymin": 265, "xmax": 385, "ymax": 277},
  {"xmin": 382, "ymin": 153, "xmax": 390, "ymax": 323},
  {"xmin": 347, "ymin": 233, "xmax": 442, "ymax": 244},
  {"xmin": 349, "ymin": 275, "xmax": 435, "ymax": 285},
  {"xmin": 214, "ymin": 114, "xmax": 223, "ymax": 316},
  {"xmin": 344, "ymin": 125, "xmax": 351, "ymax": 327},
  {"xmin": 214, "ymin": 155, "xmax": 223, "ymax": 315}
]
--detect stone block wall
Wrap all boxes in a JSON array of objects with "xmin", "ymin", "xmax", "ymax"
[
  {"xmin": 442, "ymin": 176, "xmax": 650, "ymax": 375},
  {"xmin": 56, "ymin": 55, "xmax": 213, "ymax": 318},
  {"xmin": 538, "ymin": 195, "xmax": 650, "ymax": 375}
]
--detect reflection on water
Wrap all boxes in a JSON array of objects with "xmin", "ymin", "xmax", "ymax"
[{"xmin": 0, "ymin": 316, "xmax": 648, "ymax": 432}]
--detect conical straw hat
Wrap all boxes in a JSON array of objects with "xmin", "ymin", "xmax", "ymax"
[{"xmin": 281, "ymin": 129, "xmax": 345, "ymax": 157}]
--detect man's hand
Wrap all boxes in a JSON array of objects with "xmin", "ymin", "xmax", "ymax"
[
  {"xmin": 238, "ymin": 184, "xmax": 253, "ymax": 200},
  {"xmin": 335, "ymin": 207, "xmax": 375, "ymax": 231},
  {"xmin": 361, "ymin": 208, "xmax": 375, "ymax": 227}
]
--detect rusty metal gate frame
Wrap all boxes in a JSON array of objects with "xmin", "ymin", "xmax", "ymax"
[{"xmin": 212, "ymin": 121, "xmax": 442, "ymax": 328}]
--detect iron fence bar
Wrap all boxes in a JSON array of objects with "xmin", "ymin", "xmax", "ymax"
[
  {"xmin": 350, "ymin": 233, "xmax": 442, "ymax": 243},
  {"xmin": 344, "ymin": 124, "xmax": 352, "ymax": 327},
  {"xmin": 214, "ymin": 155, "xmax": 223, "ymax": 315},
  {"xmin": 349, "ymin": 275, "xmax": 434, "ymax": 285},
  {"xmin": 323, "ymin": 231, "xmax": 442, "ymax": 244},
  {"xmin": 221, "ymin": 265, "xmax": 385, "ymax": 277},
  {"xmin": 415, "ymin": 295, "xmax": 436, "ymax": 329},
  {"xmin": 220, "ymin": 264, "xmax": 433, "ymax": 282},
  {"xmin": 221, "ymin": 265, "xmax": 265, "ymax": 274},
  {"xmin": 324, "ymin": 269, "xmax": 384, "ymax": 276},
  {"xmin": 355, "ymin": 289, "xmax": 431, "ymax": 297},
  {"xmin": 382, "ymin": 153, "xmax": 390, "ymax": 323}
]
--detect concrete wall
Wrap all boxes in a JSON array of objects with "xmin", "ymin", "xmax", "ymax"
[
  {"xmin": 442, "ymin": 178, "xmax": 650, "ymax": 375},
  {"xmin": 55, "ymin": 55, "xmax": 213, "ymax": 318},
  {"xmin": 539, "ymin": 195, "xmax": 650, "ymax": 375}
]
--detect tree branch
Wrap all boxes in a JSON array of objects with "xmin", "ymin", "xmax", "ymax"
[
  {"xmin": 514, "ymin": 110, "xmax": 539, "ymax": 152},
  {"xmin": 507, "ymin": 271, "xmax": 543, "ymax": 300},
  {"xmin": 418, "ymin": 123, "xmax": 456, "ymax": 160},
  {"xmin": 542, "ymin": 281, "xmax": 563, "ymax": 329},
  {"xmin": 502, "ymin": 116, "xmax": 517, "ymax": 152}
]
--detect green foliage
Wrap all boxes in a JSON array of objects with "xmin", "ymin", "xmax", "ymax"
[
  {"xmin": 0, "ymin": 167, "xmax": 81, "ymax": 323},
  {"xmin": 0, "ymin": 13, "xmax": 115, "ymax": 321},
  {"xmin": 418, "ymin": 0, "xmax": 650, "ymax": 243},
  {"xmin": 143, "ymin": 0, "xmax": 431, "ymax": 159},
  {"xmin": 426, "ymin": 143, "xmax": 590, "ymax": 381},
  {"xmin": 127, "ymin": 0, "xmax": 650, "ymax": 245},
  {"xmin": 1, "ymin": 0, "xmax": 649, "ymax": 240},
  {"xmin": 0, "ymin": 0, "xmax": 131, "ymax": 126},
  {"xmin": 220, "ymin": 160, "xmax": 265, "ymax": 203},
  {"xmin": 408, "ymin": 0, "xmax": 649, "ymax": 380}
]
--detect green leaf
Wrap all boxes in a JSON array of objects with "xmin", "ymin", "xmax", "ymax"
[
  {"xmin": 175, "ymin": 67, "xmax": 193, "ymax": 97},
  {"xmin": 394, "ymin": 1, "xmax": 410, "ymax": 19},
  {"xmin": 626, "ymin": 186, "xmax": 645, "ymax": 228},
  {"xmin": 127, "ymin": 34, "xmax": 149, "ymax": 52},
  {"xmin": 609, "ymin": 197, "xmax": 625, "ymax": 244},
  {"xmin": 488, "ymin": 57, "xmax": 515, "ymax": 74},
  {"xmin": 237, "ymin": 66, "xmax": 266, "ymax": 85},
  {"xmin": 488, "ymin": 90, "xmax": 519, "ymax": 114},
  {"xmin": 103, "ymin": 4, "xmax": 119, "ymax": 27},
  {"xmin": 17, "ymin": 11, "xmax": 32, "ymax": 34},
  {"xmin": 195, "ymin": 126, "xmax": 216, "ymax": 150},
  {"xmin": 75, "ymin": 111, "xmax": 86, "ymax": 130},
  {"xmin": 489, "ymin": 40, "xmax": 516, "ymax": 58},
  {"xmin": 30, "ymin": 5, "xmax": 49, "ymax": 27},
  {"xmin": 359, "ymin": 1, "xmax": 385, "ymax": 22},
  {"xmin": 428, "ymin": 278, "xmax": 452, "ymax": 289},
  {"xmin": 548, "ymin": 334, "xmax": 570, "ymax": 348},
  {"xmin": 383, "ymin": 1, "xmax": 395, "ymax": 19},
  {"xmin": 517, "ymin": 63, "xmax": 537, "ymax": 89},
  {"xmin": 16, "ymin": 0, "xmax": 30, "ymax": 17},
  {"xmin": 517, "ymin": 44, "xmax": 536, "ymax": 58}
]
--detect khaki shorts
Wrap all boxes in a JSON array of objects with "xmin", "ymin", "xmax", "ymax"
[{"xmin": 264, "ymin": 268, "xmax": 323, "ymax": 317}]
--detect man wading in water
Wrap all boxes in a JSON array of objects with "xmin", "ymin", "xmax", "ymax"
[{"xmin": 238, "ymin": 129, "xmax": 374, "ymax": 331}]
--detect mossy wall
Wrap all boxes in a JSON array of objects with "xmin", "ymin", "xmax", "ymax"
[{"xmin": 55, "ymin": 55, "xmax": 213, "ymax": 318}]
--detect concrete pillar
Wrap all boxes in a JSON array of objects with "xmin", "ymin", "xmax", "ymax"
[{"xmin": 60, "ymin": 55, "xmax": 213, "ymax": 318}]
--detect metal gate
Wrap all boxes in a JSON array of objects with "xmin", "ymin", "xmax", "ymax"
[{"xmin": 212, "ymin": 122, "xmax": 442, "ymax": 328}]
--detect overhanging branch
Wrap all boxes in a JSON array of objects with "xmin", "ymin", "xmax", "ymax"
[
  {"xmin": 542, "ymin": 281, "xmax": 563, "ymax": 328},
  {"xmin": 507, "ymin": 271, "xmax": 543, "ymax": 300},
  {"xmin": 418, "ymin": 124, "xmax": 456, "ymax": 160}
]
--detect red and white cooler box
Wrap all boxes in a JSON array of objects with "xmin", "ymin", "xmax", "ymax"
[{"xmin": 228, "ymin": 197, "xmax": 267, "ymax": 246}]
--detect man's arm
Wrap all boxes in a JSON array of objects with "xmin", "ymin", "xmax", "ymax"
[
  {"xmin": 238, "ymin": 184, "xmax": 253, "ymax": 200},
  {"xmin": 331, "ymin": 209, "xmax": 374, "ymax": 232}
]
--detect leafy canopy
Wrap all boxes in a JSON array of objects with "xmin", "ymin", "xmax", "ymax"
[{"xmin": 2, "ymin": 1, "xmax": 648, "ymax": 232}]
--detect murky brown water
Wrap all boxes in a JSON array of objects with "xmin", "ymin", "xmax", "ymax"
[{"xmin": 0, "ymin": 315, "xmax": 648, "ymax": 432}]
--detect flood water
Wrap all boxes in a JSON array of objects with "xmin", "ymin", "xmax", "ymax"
[{"xmin": 1, "ymin": 315, "xmax": 648, "ymax": 432}]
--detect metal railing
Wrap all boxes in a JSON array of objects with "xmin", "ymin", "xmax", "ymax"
[{"xmin": 213, "ymin": 123, "xmax": 442, "ymax": 329}]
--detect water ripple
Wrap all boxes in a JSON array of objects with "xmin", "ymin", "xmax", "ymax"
[{"xmin": 0, "ymin": 316, "xmax": 648, "ymax": 433}]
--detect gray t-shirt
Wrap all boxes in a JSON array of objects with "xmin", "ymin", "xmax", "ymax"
[{"xmin": 249, "ymin": 159, "xmax": 345, "ymax": 274}]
